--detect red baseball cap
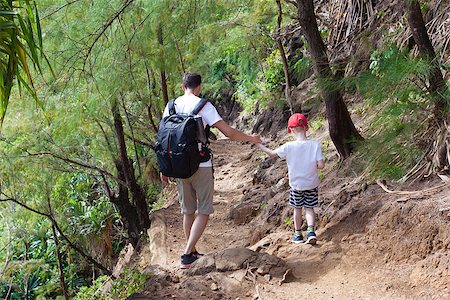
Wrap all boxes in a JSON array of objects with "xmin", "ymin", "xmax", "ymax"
[{"xmin": 287, "ymin": 113, "xmax": 308, "ymax": 133}]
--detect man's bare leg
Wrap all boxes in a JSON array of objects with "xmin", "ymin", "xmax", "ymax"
[
  {"xmin": 183, "ymin": 213, "xmax": 195, "ymax": 240},
  {"xmin": 184, "ymin": 213, "xmax": 209, "ymax": 254}
]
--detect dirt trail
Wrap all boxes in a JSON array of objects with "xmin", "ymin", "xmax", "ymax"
[{"xmin": 134, "ymin": 138, "xmax": 449, "ymax": 300}]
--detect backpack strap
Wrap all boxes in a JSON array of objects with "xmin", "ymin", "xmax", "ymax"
[
  {"xmin": 168, "ymin": 100, "xmax": 176, "ymax": 115},
  {"xmin": 191, "ymin": 98, "xmax": 208, "ymax": 115}
]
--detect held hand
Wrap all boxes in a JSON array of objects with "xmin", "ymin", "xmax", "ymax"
[
  {"xmin": 160, "ymin": 174, "xmax": 170, "ymax": 186},
  {"xmin": 249, "ymin": 134, "xmax": 262, "ymax": 144}
]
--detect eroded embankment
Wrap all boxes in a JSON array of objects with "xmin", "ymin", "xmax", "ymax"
[{"xmin": 125, "ymin": 139, "xmax": 449, "ymax": 300}]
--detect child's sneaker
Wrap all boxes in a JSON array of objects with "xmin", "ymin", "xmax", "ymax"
[
  {"xmin": 305, "ymin": 231, "xmax": 317, "ymax": 245},
  {"xmin": 292, "ymin": 233, "xmax": 304, "ymax": 244},
  {"xmin": 192, "ymin": 250, "xmax": 204, "ymax": 258},
  {"xmin": 180, "ymin": 253, "xmax": 198, "ymax": 269}
]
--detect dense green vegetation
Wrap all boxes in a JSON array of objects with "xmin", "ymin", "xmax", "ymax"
[{"xmin": 0, "ymin": 0, "xmax": 448, "ymax": 298}]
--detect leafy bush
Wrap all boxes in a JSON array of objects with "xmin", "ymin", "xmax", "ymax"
[
  {"xmin": 110, "ymin": 269, "xmax": 151, "ymax": 299},
  {"xmin": 292, "ymin": 56, "xmax": 312, "ymax": 82},
  {"xmin": 349, "ymin": 46, "xmax": 443, "ymax": 179},
  {"xmin": 73, "ymin": 275, "xmax": 111, "ymax": 300},
  {"xmin": 263, "ymin": 49, "xmax": 284, "ymax": 91},
  {"xmin": 74, "ymin": 269, "xmax": 150, "ymax": 300}
]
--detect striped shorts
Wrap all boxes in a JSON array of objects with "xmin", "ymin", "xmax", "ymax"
[{"xmin": 289, "ymin": 187, "xmax": 319, "ymax": 209}]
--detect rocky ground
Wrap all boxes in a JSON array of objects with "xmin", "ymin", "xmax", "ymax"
[{"xmin": 124, "ymin": 135, "xmax": 449, "ymax": 300}]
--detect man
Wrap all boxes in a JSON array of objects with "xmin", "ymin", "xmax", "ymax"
[{"xmin": 161, "ymin": 72, "xmax": 261, "ymax": 268}]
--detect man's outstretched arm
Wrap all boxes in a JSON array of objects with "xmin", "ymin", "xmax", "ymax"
[{"xmin": 213, "ymin": 120, "xmax": 261, "ymax": 144}]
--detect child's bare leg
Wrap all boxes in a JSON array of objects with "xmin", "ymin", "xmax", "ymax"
[
  {"xmin": 293, "ymin": 207, "xmax": 302, "ymax": 230},
  {"xmin": 291, "ymin": 207, "xmax": 304, "ymax": 243},
  {"xmin": 305, "ymin": 208, "xmax": 317, "ymax": 244},
  {"xmin": 304, "ymin": 208, "xmax": 315, "ymax": 228}
]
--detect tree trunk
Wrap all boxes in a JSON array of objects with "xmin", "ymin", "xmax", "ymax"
[
  {"xmin": 112, "ymin": 101, "xmax": 151, "ymax": 233},
  {"xmin": 24, "ymin": 241, "xmax": 29, "ymax": 300},
  {"xmin": 111, "ymin": 161, "xmax": 141, "ymax": 247},
  {"xmin": 52, "ymin": 224, "xmax": 70, "ymax": 300},
  {"xmin": 174, "ymin": 38, "xmax": 186, "ymax": 74},
  {"xmin": 158, "ymin": 24, "xmax": 169, "ymax": 104},
  {"xmin": 294, "ymin": 0, "xmax": 362, "ymax": 159},
  {"xmin": 276, "ymin": 0, "xmax": 294, "ymax": 113},
  {"xmin": 120, "ymin": 95, "xmax": 142, "ymax": 177},
  {"xmin": 145, "ymin": 64, "xmax": 161, "ymax": 132},
  {"xmin": 405, "ymin": 0, "xmax": 447, "ymax": 121}
]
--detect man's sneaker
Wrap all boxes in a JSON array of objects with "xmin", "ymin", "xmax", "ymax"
[
  {"xmin": 180, "ymin": 253, "xmax": 198, "ymax": 269},
  {"xmin": 192, "ymin": 250, "xmax": 204, "ymax": 258},
  {"xmin": 292, "ymin": 234, "xmax": 304, "ymax": 244},
  {"xmin": 306, "ymin": 231, "xmax": 317, "ymax": 245}
]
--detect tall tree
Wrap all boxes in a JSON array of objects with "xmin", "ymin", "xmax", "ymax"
[
  {"xmin": 405, "ymin": 0, "xmax": 447, "ymax": 122},
  {"xmin": 287, "ymin": 0, "xmax": 362, "ymax": 159},
  {"xmin": 157, "ymin": 23, "xmax": 169, "ymax": 104},
  {"xmin": 112, "ymin": 99, "xmax": 151, "ymax": 242},
  {"xmin": 51, "ymin": 224, "xmax": 70, "ymax": 300},
  {"xmin": 275, "ymin": 0, "xmax": 294, "ymax": 113}
]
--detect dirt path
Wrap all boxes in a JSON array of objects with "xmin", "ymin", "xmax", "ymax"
[{"xmin": 138, "ymin": 138, "xmax": 448, "ymax": 300}]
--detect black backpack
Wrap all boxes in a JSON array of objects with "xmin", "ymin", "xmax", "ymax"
[{"xmin": 156, "ymin": 99, "xmax": 211, "ymax": 179}]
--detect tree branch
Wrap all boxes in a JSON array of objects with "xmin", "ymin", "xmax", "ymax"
[
  {"xmin": 83, "ymin": 0, "xmax": 135, "ymax": 71},
  {"xmin": 42, "ymin": 0, "xmax": 83, "ymax": 20},
  {"xmin": 276, "ymin": 0, "xmax": 294, "ymax": 113},
  {"xmin": 0, "ymin": 194, "xmax": 50, "ymax": 218},
  {"xmin": 25, "ymin": 151, "xmax": 128, "ymax": 187}
]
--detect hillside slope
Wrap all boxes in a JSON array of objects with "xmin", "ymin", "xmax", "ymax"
[{"xmin": 126, "ymin": 131, "xmax": 449, "ymax": 300}]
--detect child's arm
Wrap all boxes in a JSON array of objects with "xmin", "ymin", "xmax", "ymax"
[{"xmin": 256, "ymin": 143, "xmax": 278, "ymax": 158}]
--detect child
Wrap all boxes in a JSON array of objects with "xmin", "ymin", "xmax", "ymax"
[{"xmin": 257, "ymin": 113, "xmax": 324, "ymax": 244}]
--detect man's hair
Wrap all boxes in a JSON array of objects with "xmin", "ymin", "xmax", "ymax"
[{"xmin": 183, "ymin": 73, "xmax": 202, "ymax": 89}]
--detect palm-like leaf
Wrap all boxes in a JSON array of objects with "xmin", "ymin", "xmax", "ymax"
[{"xmin": 0, "ymin": 0, "xmax": 48, "ymax": 127}]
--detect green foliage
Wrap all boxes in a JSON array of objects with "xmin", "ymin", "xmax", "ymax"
[
  {"xmin": 292, "ymin": 56, "xmax": 312, "ymax": 81},
  {"xmin": 73, "ymin": 275, "xmax": 111, "ymax": 300},
  {"xmin": 148, "ymin": 183, "xmax": 165, "ymax": 212},
  {"xmin": 74, "ymin": 269, "xmax": 150, "ymax": 300},
  {"xmin": 263, "ymin": 49, "xmax": 284, "ymax": 91},
  {"xmin": 0, "ymin": 0, "xmax": 50, "ymax": 126},
  {"xmin": 318, "ymin": 171, "xmax": 325, "ymax": 182},
  {"xmin": 308, "ymin": 116, "xmax": 325, "ymax": 132},
  {"xmin": 53, "ymin": 173, "xmax": 116, "ymax": 236},
  {"xmin": 350, "ymin": 46, "xmax": 442, "ymax": 179},
  {"xmin": 0, "ymin": 2, "xmax": 285, "ymax": 296},
  {"xmin": 259, "ymin": 201, "xmax": 268, "ymax": 210},
  {"xmin": 283, "ymin": 216, "xmax": 292, "ymax": 226},
  {"xmin": 110, "ymin": 268, "xmax": 150, "ymax": 299}
]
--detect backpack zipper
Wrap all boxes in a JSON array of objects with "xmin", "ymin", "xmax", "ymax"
[{"xmin": 167, "ymin": 132, "xmax": 172, "ymax": 168}]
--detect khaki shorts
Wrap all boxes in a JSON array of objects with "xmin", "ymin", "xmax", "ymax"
[{"xmin": 176, "ymin": 167, "xmax": 214, "ymax": 215}]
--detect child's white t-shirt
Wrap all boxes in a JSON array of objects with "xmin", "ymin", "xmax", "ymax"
[
  {"xmin": 162, "ymin": 94, "xmax": 222, "ymax": 167},
  {"xmin": 275, "ymin": 140, "xmax": 323, "ymax": 191}
]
